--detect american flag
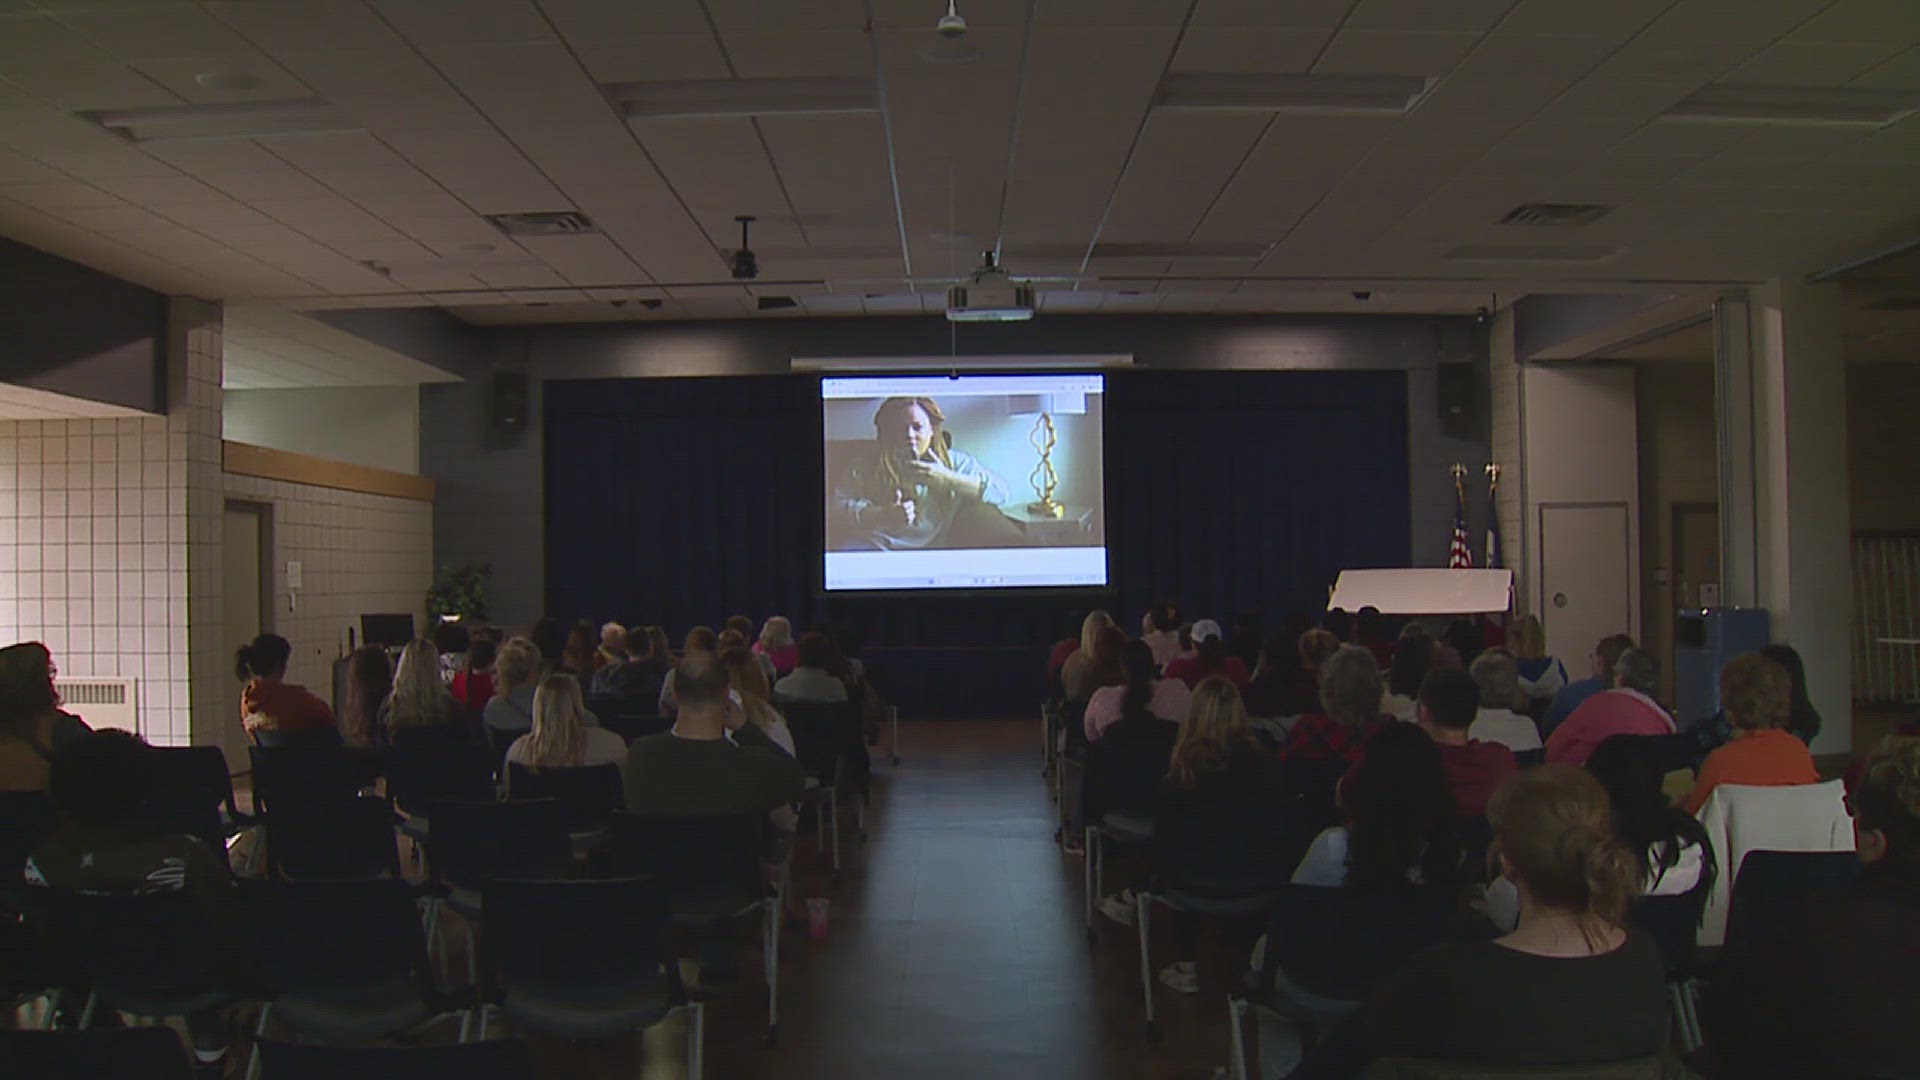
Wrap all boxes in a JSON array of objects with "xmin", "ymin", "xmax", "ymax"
[{"xmin": 1450, "ymin": 481, "xmax": 1474, "ymax": 569}]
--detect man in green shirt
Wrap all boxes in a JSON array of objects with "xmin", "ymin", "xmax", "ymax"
[{"xmin": 623, "ymin": 650, "xmax": 806, "ymax": 816}]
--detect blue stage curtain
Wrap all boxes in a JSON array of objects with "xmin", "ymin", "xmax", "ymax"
[{"xmin": 543, "ymin": 370, "xmax": 1409, "ymax": 716}]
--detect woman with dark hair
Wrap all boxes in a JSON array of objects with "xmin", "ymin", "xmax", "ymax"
[
  {"xmin": 1760, "ymin": 642, "xmax": 1821, "ymax": 745},
  {"xmin": 1141, "ymin": 600, "xmax": 1182, "ymax": 669},
  {"xmin": 0, "ymin": 642, "xmax": 90, "ymax": 792},
  {"xmin": 1443, "ymin": 617, "xmax": 1484, "ymax": 668},
  {"xmin": 830, "ymin": 395, "xmax": 1016, "ymax": 550},
  {"xmin": 1085, "ymin": 639, "xmax": 1191, "ymax": 743},
  {"xmin": 340, "ymin": 645, "xmax": 394, "ymax": 747},
  {"xmin": 1293, "ymin": 722, "xmax": 1459, "ymax": 890},
  {"xmin": 1243, "ymin": 631, "xmax": 1314, "ymax": 719},
  {"xmin": 236, "ymin": 633, "xmax": 335, "ymax": 737},
  {"xmin": 1380, "ymin": 633, "xmax": 1436, "ymax": 723},
  {"xmin": 452, "ymin": 634, "xmax": 499, "ymax": 719},
  {"xmin": 529, "ymin": 617, "xmax": 567, "ymax": 674},
  {"xmin": 560, "ymin": 622, "xmax": 598, "ymax": 677},
  {"xmin": 432, "ymin": 619, "xmax": 471, "ymax": 684},
  {"xmin": 1163, "ymin": 619, "xmax": 1251, "ymax": 688}
]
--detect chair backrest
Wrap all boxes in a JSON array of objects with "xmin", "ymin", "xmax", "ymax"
[
  {"xmin": 425, "ymin": 800, "xmax": 572, "ymax": 890},
  {"xmin": 246, "ymin": 745, "xmax": 363, "ymax": 817},
  {"xmin": 600, "ymin": 812, "xmax": 762, "ymax": 907},
  {"xmin": 1364, "ymin": 1056, "xmax": 1677, "ymax": 1080},
  {"xmin": 1083, "ymin": 725, "xmax": 1176, "ymax": 820},
  {"xmin": 1723, "ymin": 849, "xmax": 1861, "ymax": 958},
  {"xmin": 583, "ymin": 691, "xmax": 653, "ymax": 720},
  {"xmin": 1696, "ymin": 779, "xmax": 1852, "ymax": 946},
  {"xmin": 262, "ymin": 795, "xmax": 402, "ymax": 881},
  {"xmin": 0, "ymin": 790, "xmax": 59, "ymax": 891},
  {"xmin": 1257, "ymin": 884, "xmax": 1460, "ymax": 1003},
  {"xmin": 239, "ymin": 878, "xmax": 423, "ymax": 994},
  {"xmin": 481, "ymin": 876, "xmax": 672, "ymax": 995},
  {"xmin": 252, "ymin": 726, "xmax": 345, "ymax": 750},
  {"xmin": 150, "ymin": 746, "xmax": 243, "ymax": 820},
  {"xmin": 36, "ymin": 888, "xmax": 225, "ymax": 993},
  {"xmin": 1281, "ymin": 757, "xmax": 1352, "ymax": 835},
  {"xmin": 256, "ymin": 1038, "xmax": 535, "ymax": 1080},
  {"xmin": 781, "ymin": 700, "xmax": 851, "ymax": 783},
  {"xmin": 1629, "ymin": 891, "xmax": 1708, "ymax": 973},
  {"xmin": 0, "ymin": 1027, "xmax": 196, "ymax": 1080},
  {"xmin": 595, "ymin": 713, "xmax": 671, "ymax": 743},
  {"xmin": 505, "ymin": 763, "xmax": 624, "ymax": 832},
  {"xmin": 383, "ymin": 739, "xmax": 497, "ymax": 816}
]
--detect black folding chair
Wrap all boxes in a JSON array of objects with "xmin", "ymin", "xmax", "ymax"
[
  {"xmin": 479, "ymin": 877, "xmax": 703, "ymax": 1077},
  {"xmin": 1723, "ymin": 849, "xmax": 1861, "ymax": 959},
  {"xmin": 256, "ymin": 1038, "xmax": 534, "ymax": 1080},
  {"xmin": 1632, "ymin": 889, "xmax": 1712, "ymax": 1052},
  {"xmin": 240, "ymin": 877, "xmax": 474, "ymax": 1077},
  {"xmin": 261, "ymin": 795, "xmax": 403, "ymax": 881},
  {"xmin": 150, "ymin": 745, "xmax": 255, "ymax": 867},
  {"xmin": 782, "ymin": 700, "xmax": 861, "ymax": 869},
  {"xmin": 247, "ymin": 745, "xmax": 364, "ymax": 819},
  {"xmin": 252, "ymin": 726, "xmax": 345, "ymax": 750},
  {"xmin": 504, "ymin": 763, "xmax": 624, "ymax": 834},
  {"xmin": 383, "ymin": 738, "xmax": 498, "ymax": 854},
  {"xmin": 34, "ymin": 888, "xmax": 245, "ymax": 1033},
  {"xmin": 595, "ymin": 712, "xmax": 672, "ymax": 743},
  {"xmin": 0, "ymin": 791, "xmax": 58, "ymax": 900},
  {"xmin": 421, "ymin": 800, "xmax": 572, "ymax": 986},
  {"xmin": 1081, "ymin": 725, "xmax": 1176, "ymax": 941},
  {"xmin": 598, "ymin": 811, "xmax": 781, "ymax": 1044},
  {"xmin": 0, "ymin": 1027, "xmax": 195, "ymax": 1080}
]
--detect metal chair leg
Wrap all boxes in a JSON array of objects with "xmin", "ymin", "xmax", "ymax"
[
  {"xmin": 687, "ymin": 1001, "xmax": 706, "ymax": 1080},
  {"xmin": 76, "ymin": 990, "xmax": 97, "ymax": 1029},
  {"xmin": 765, "ymin": 896, "xmax": 780, "ymax": 1047},
  {"xmin": 828, "ymin": 789, "xmax": 841, "ymax": 871},
  {"xmin": 1136, "ymin": 890, "xmax": 1158, "ymax": 1042},
  {"xmin": 1083, "ymin": 825, "xmax": 1097, "ymax": 937},
  {"xmin": 1229, "ymin": 997, "xmax": 1250, "ymax": 1080},
  {"xmin": 245, "ymin": 1002, "xmax": 272, "ymax": 1080},
  {"xmin": 889, "ymin": 705, "xmax": 900, "ymax": 766}
]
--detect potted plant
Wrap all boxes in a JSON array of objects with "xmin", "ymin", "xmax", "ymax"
[{"xmin": 426, "ymin": 562, "xmax": 492, "ymax": 624}]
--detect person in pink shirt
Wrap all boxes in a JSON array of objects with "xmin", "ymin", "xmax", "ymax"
[
  {"xmin": 1085, "ymin": 640, "xmax": 1191, "ymax": 743},
  {"xmin": 1544, "ymin": 649, "xmax": 1675, "ymax": 767}
]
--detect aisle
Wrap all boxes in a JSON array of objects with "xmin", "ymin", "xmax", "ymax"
[{"xmin": 706, "ymin": 720, "xmax": 1231, "ymax": 1080}]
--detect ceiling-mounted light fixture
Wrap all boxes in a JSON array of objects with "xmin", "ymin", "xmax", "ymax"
[
  {"xmin": 731, "ymin": 216, "xmax": 760, "ymax": 280},
  {"xmin": 82, "ymin": 98, "xmax": 363, "ymax": 142},
  {"xmin": 923, "ymin": 0, "xmax": 984, "ymax": 64}
]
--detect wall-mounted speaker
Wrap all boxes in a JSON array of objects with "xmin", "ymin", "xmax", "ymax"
[
  {"xmin": 489, "ymin": 370, "xmax": 529, "ymax": 432},
  {"xmin": 1436, "ymin": 361, "xmax": 1479, "ymax": 438}
]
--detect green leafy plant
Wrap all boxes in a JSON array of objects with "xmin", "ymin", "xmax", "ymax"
[{"xmin": 426, "ymin": 562, "xmax": 492, "ymax": 623}]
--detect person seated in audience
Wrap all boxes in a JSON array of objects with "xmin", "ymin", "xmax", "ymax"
[
  {"xmin": 1060, "ymin": 610, "xmax": 1116, "ymax": 698},
  {"xmin": 1359, "ymin": 766, "xmax": 1668, "ymax": 1071},
  {"xmin": 595, "ymin": 621, "xmax": 627, "ymax": 669},
  {"xmin": 1297, "ymin": 627, "xmax": 1341, "ymax": 688},
  {"xmin": 1690, "ymin": 642, "xmax": 1825, "ymax": 762},
  {"xmin": 721, "ymin": 645, "xmax": 796, "ymax": 758},
  {"xmin": 1701, "ymin": 738, "xmax": 1920, "ymax": 1080},
  {"xmin": 1242, "ymin": 630, "xmax": 1315, "ymax": 721},
  {"xmin": 1465, "ymin": 649, "xmax": 1542, "ymax": 754},
  {"xmin": 590, "ymin": 624, "xmax": 668, "ymax": 700},
  {"xmin": 26, "ymin": 730, "xmax": 249, "ymax": 1072},
  {"xmin": 1324, "ymin": 607, "xmax": 1354, "ymax": 644},
  {"xmin": 0, "ymin": 642, "xmax": 91, "ymax": 793},
  {"xmin": 529, "ymin": 617, "xmax": 567, "ymax": 675},
  {"xmin": 1085, "ymin": 640, "xmax": 1191, "ymax": 744},
  {"xmin": 340, "ymin": 645, "xmax": 394, "ymax": 748},
  {"xmin": 623, "ymin": 652, "xmax": 806, "ymax": 816},
  {"xmin": 235, "ymin": 633, "xmax": 335, "ymax": 737},
  {"xmin": 1293, "ymin": 721, "xmax": 1460, "ymax": 889},
  {"xmin": 1509, "ymin": 613, "xmax": 1569, "ymax": 711},
  {"xmin": 724, "ymin": 616, "xmax": 778, "ymax": 682},
  {"xmin": 772, "ymin": 631, "xmax": 852, "ymax": 707},
  {"xmin": 1147, "ymin": 676, "xmax": 1289, "ymax": 994},
  {"xmin": 1681, "ymin": 651, "xmax": 1820, "ymax": 814},
  {"xmin": 1283, "ymin": 645, "xmax": 1388, "ymax": 763},
  {"xmin": 560, "ymin": 621, "xmax": 598, "ymax": 677},
  {"xmin": 383, "ymin": 638, "xmax": 465, "ymax": 736},
  {"xmin": 1047, "ymin": 609, "xmax": 1086, "ymax": 690},
  {"xmin": 483, "ymin": 636, "xmax": 544, "ymax": 738},
  {"xmin": 1441, "ymin": 617, "xmax": 1484, "ymax": 668},
  {"xmin": 1065, "ymin": 624, "xmax": 1129, "ymax": 703},
  {"xmin": 1380, "ymin": 632, "xmax": 1436, "ymax": 724},
  {"xmin": 754, "ymin": 616, "xmax": 799, "ymax": 678},
  {"xmin": 1414, "ymin": 666, "xmax": 1517, "ymax": 820},
  {"xmin": 432, "ymin": 620, "xmax": 470, "ymax": 684},
  {"xmin": 1355, "ymin": 606, "xmax": 1396, "ymax": 668},
  {"xmin": 1545, "ymin": 632, "xmax": 1636, "ymax": 736},
  {"xmin": 1140, "ymin": 600, "xmax": 1182, "ymax": 669},
  {"xmin": 658, "ymin": 625, "xmax": 720, "ymax": 718},
  {"xmin": 1226, "ymin": 612, "xmax": 1264, "ymax": 671},
  {"xmin": 1544, "ymin": 648, "xmax": 1675, "ymax": 767},
  {"xmin": 1162, "ymin": 619, "xmax": 1251, "ymax": 689},
  {"xmin": 450, "ymin": 633, "xmax": 498, "ymax": 721},
  {"xmin": 503, "ymin": 673, "xmax": 627, "ymax": 787}
]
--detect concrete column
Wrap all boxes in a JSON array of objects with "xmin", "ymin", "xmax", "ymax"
[
  {"xmin": 1748, "ymin": 280, "xmax": 1852, "ymax": 755},
  {"xmin": 167, "ymin": 298, "xmax": 227, "ymax": 749}
]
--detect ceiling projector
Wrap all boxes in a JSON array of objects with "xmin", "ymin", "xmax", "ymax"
[{"xmin": 946, "ymin": 252, "xmax": 1035, "ymax": 322}]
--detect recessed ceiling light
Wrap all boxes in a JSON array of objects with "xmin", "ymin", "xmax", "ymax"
[
  {"xmin": 193, "ymin": 70, "xmax": 260, "ymax": 91},
  {"xmin": 1661, "ymin": 85, "xmax": 1920, "ymax": 127},
  {"xmin": 82, "ymin": 99, "xmax": 361, "ymax": 142}
]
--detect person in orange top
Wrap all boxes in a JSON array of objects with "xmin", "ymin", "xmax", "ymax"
[
  {"xmin": 1682, "ymin": 651, "xmax": 1820, "ymax": 814},
  {"xmin": 237, "ymin": 633, "xmax": 336, "ymax": 737}
]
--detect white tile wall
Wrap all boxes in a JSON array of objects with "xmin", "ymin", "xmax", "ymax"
[{"xmin": 222, "ymin": 472, "xmax": 433, "ymax": 701}]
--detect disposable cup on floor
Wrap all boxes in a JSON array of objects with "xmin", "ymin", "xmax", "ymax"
[{"xmin": 806, "ymin": 897, "xmax": 830, "ymax": 940}]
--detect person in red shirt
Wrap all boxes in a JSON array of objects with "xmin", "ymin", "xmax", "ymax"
[
  {"xmin": 1162, "ymin": 619, "xmax": 1250, "ymax": 689},
  {"xmin": 1415, "ymin": 665, "xmax": 1517, "ymax": 819},
  {"xmin": 451, "ymin": 634, "xmax": 498, "ymax": 721},
  {"xmin": 1683, "ymin": 652, "xmax": 1821, "ymax": 814},
  {"xmin": 237, "ymin": 633, "xmax": 336, "ymax": 737},
  {"xmin": 1283, "ymin": 644, "xmax": 1386, "ymax": 763}
]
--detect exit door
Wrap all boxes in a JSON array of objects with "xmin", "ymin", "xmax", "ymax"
[{"xmin": 1537, "ymin": 502, "xmax": 1634, "ymax": 665}]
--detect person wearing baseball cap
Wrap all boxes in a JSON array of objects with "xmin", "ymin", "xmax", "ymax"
[{"xmin": 1162, "ymin": 618, "xmax": 1251, "ymax": 689}]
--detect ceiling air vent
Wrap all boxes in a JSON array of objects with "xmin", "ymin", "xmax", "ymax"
[
  {"xmin": 485, "ymin": 211, "xmax": 598, "ymax": 237},
  {"xmin": 757, "ymin": 296, "xmax": 799, "ymax": 312},
  {"xmin": 1497, "ymin": 203, "xmax": 1613, "ymax": 227}
]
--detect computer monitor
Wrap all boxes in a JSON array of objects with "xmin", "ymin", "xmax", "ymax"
[{"xmin": 360, "ymin": 613, "xmax": 416, "ymax": 650}]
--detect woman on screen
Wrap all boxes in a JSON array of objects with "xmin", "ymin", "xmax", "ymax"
[{"xmin": 830, "ymin": 396, "xmax": 1022, "ymax": 550}]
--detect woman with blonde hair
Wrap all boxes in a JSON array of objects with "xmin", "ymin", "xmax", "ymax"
[
  {"xmin": 483, "ymin": 636, "xmax": 544, "ymax": 738},
  {"xmin": 754, "ymin": 616, "xmax": 799, "ymax": 678},
  {"xmin": 1362, "ymin": 766, "xmax": 1666, "ymax": 1069},
  {"xmin": 721, "ymin": 645, "xmax": 795, "ymax": 757},
  {"xmin": 1059, "ymin": 610, "xmax": 1115, "ymax": 699},
  {"xmin": 1510, "ymin": 613, "xmax": 1569, "ymax": 706},
  {"xmin": 504, "ymin": 673, "xmax": 626, "ymax": 782},
  {"xmin": 383, "ymin": 638, "xmax": 462, "ymax": 735}
]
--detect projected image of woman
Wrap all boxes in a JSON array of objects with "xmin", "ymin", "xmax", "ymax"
[{"xmin": 832, "ymin": 396, "xmax": 1023, "ymax": 550}]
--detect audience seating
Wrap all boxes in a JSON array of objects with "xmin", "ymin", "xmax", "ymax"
[
  {"xmin": 1080, "ymin": 729, "xmax": 1176, "ymax": 941},
  {"xmin": 0, "ymin": 1027, "xmax": 196, "ymax": 1080},
  {"xmin": 36, "ymin": 888, "xmax": 244, "ymax": 1032},
  {"xmin": 422, "ymin": 799, "xmax": 573, "ymax": 986},
  {"xmin": 583, "ymin": 692, "xmax": 671, "ymax": 743},
  {"xmin": 384, "ymin": 739, "xmax": 499, "ymax": 848},
  {"xmin": 255, "ymin": 1038, "xmax": 535, "ymax": 1080},
  {"xmin": 504, "ymin": 762, "xmax": 623, "ymax": 834},
  {"xmin": 1363, "ymin": 1056, "xmax": 1688, "ymax": 1079},
  {"xmin": 252, "ymin": 726, "xmax": 346, "ymax": 750},
  {"xmin": 1695, "ymin": 779, "xmax": 1852, "ymax": 945},
  {"xmin": 150, "ymin": 745, "xmax": 255, "ymax": 865},
  {"xmin": 1721, "ymin": 849, "xmax": 1861, "ymax": 960},
  {"xmin": 1279, "ymin": 757, "xmax": 1350, "ymax": 839},
  {"xmin": 1629, "ymin": 891, "xmax": 1711, "ymax": 1052},
  {"xmin": 260, "ymin": 795, "xmax": 404, "ymax": 881},
  {"xmin": 783, "ymin": 700, "xmax": 864, "ymax": 870},
  {"xmin": 247, "ymin": 745, "xmax": 366, "ymax": 818},
  {"xmin": 240, "ymin": 877, "xmax": 476, "ymax": 1076},
  {"xmin": 0, "ymin": 790, "xmax": 57, "ymax": 897},
  {"xmin": 477, "ymin": 876, "xmax": 705, "ymax": 1078}
]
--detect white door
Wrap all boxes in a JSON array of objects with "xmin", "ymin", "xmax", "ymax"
[
  {"xmin": 222, "ymin": 503, "xmax": 266, "ymax": 761},
  {"xmin": 1538, "ymin": 502, "xmax": 1633, "ymax": 667}
]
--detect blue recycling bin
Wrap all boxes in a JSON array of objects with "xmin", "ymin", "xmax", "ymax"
[{"xmin": 1673, "ymin": 608, "xmax": 1771, "ymax": 730}]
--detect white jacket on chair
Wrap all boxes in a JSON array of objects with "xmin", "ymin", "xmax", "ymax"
[{"xmin": 1695, "ymin": 779, "xmax": 1852, "ymax": 947}]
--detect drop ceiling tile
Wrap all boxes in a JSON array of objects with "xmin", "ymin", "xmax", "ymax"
[
  {"xmin": 722, "ymin": 31, "xmax": 875, "ymax": 78},
  {"xmin": 1644, "ymin": 0, "xmax": 1845, "ymax": 41},
  {"xmin": 0, "ymin": 148, "xmax": 64, "ymax": 184},
  {"xmin": 1097, "ymin": 113, "xmax": 1270, "ymax": 243},
  {"xmin": 538, "ymin": 0, "xmax": 711, "ymax": 39},
  {"xmin": 1721, "ymin": 40, "xmax": 1906, "ymax": 86},
  {"xmin": 1313, "ymin": 30, "xmax": 1483, "ymax": 76},
  {"xmin": 1189, "ymin": 0, "xmax": 1357, "ymax": 28},
  {"xmin": 87, "ymin": 175, "xmax": 228, "ymax": 206},
  {"xmin": 271, "ymin": 48, "xmax": 453, "ymax": 102},
  {"xmin": 200, "ymin": 170, "xmax": 340, "ymax": 202},
  {"xmin": 126, "ymin": 55, "xmax": 314, "ymax": 105},
  {"xmin": 1532, "ymin": 79, "xmax": 1696, "ymax": 122},
  {"xmin": 140, "ymin": 139, "xmax": 289, "ymax": 175},
  {"xmin": 1790, "ymin": 0, "xmax": 1920, "ymax": 43},
  {"xmin": 1494, "ymin": 0, "xmax": 1673, "ymax": 35},
  {"xmin": 365, "ymin": 0, "xmax": 558, "ymax": 47},
  {"xmin": 702, "ymin": 0, "xmax": 866, "ymax": 32},
  {"xmin": 1171, "ymin": 28, "xmax": 1332, "ymax": 73},
  {"xmin": 423, "ymin": 42, "xmax": 590, "ymax": 93},
  {"xmin": 571, "ymin": 38, "xmax": 730, "ymax": 82},
  {"xmin": 1586, "ymin": 32, "xmax": 1769, "ymax": 83},
  {"xmin": 1852, "ymin": 45, "xmax": 1920, "ymax": 88},
  {"xmin": 27, "ymin": 145, "xmax": 180, "ymax": 181},
  {"xmin": 46, "ymin": 2, "xmax": 257, "ymax": 62},
  {"xmin": 1, "ymin": 60, "xmax": 179, "ymax": 110},
  {"xmin": 1347, "ymin": 0, "xmax": 1521, "ymax": 33},
  {"xmin": 201, "ymin": 0, "xmax": 402, "ymax": 52}
]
